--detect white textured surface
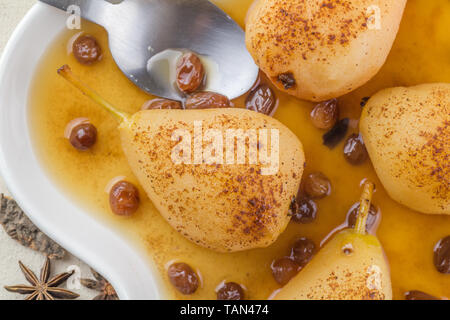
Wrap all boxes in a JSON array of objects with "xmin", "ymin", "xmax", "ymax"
[{"xmin": 0, "ymin": 0, "xmax": 95, "ymax": 300}]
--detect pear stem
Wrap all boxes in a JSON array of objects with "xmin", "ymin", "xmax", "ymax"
[
  {"xmin": 354, "ymin": 181, "xmax": 375, "ymax": 235},
  {"xmin": 57, "ymin": 65, "xmax": 130, "ymax": 122}
]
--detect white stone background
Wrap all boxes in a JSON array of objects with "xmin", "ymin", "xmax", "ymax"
[{"xmin": 0, "ymin": 0, "xmax": 96, "ymax": 300}]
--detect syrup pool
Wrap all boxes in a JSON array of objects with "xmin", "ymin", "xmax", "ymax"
[{"xmin": 29, "ymin": 0, "xmax": 450, "ymax": 299}]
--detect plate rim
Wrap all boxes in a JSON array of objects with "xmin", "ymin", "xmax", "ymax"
[{"xmin": 0, "ymin": 2, "xmax": 162, "ymax": 300}]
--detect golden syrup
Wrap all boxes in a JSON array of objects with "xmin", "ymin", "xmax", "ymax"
[{"xmin": 29, "ymin": 0, "xmax": 450, "ymax": 299}]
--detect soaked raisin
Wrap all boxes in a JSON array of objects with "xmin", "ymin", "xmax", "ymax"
[
  {"xmin": 322, "ymin": 118, "xmax": 349, "ymax": 149},
  {"xmin": 168, "ymin": 262, "xmax": 199, "ymax": 295},
  {"xmin": 176, "ymin": 52, "xmax": 205, "ymax": 93},
  {"xmin": 72, "ymin": 35, "xmax": 102, "ymax": 65},
  {"xmin": 290, "ymin": 238, "xmax": 316, "ymax": 267},
  {"xmin": 405, "ymin": 290, "xmax": 439, "ymax": 300},
  {"xmin": 343, "ymin": 134, "xmax": 368, "ymax": 165},
  {"xmin": 69, "ymin": 123, "xmax": 97, "ymax": 151},
  {"xmin": 245, "ymin": 84, "xmax": 277, "ymax": 115},
  {"xmin": 217, "ymin": 282, "xmax": 245, "ymax": 300},
  {"xmin": 360, "ymin": 96, "xmax": 370, "ymax": 107},
  {"xmin": 347, "ymin": 202, "xmax": 379, "ymax": 232},
  {"xmin": 109, "ymin": 181, "xmax": 140, "ymax": 216},
  {"xmin": 303, "ymin": 172, "xmax": 331, "ymax": 199},
  {"xmin": 271, "ymin": 258, "xmax": 299, "ymax": 285},
  {"xmin": 141, "ymin": 98, "xmax": 182, "ymax": 110},
  {"xmin": 434, "ymin": 236, "xmax": 450, "ymax": 274},
  {"xmin": 310, "ymin": 99, "xmax": 339, "ymax": 130},
  {"xmin": 289, "ymin": 194, "xmax": 317, "ymax": 224},
  {"xmin": 185, "ymin": 91, "xmax": 231, "ymax": 109},
  {"xmin": 277, "ymin": 72, "xmax": 295, "ymax": 89}
]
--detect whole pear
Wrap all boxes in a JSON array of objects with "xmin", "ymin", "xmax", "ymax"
[
  {"xmin": 360, "ymin": 83, "xmax": 449, "ymax": 215},
  {"xmin": 119, "ymin": 108, "xmax": 304, "ymax": 252},
  {"xmin": 58, "ymin": 65, "xmax": 305, "ymax": 252},
  {"xmin": 246, "ymin": 0, "xmax": 407, "ymax": 101}
]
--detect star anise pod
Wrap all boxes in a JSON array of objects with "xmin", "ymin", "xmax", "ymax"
[
  {"xmin": 4, "ymin": 257, "xmax": 79, "ymax": 300},
  {"xmin": 81, "ymin": 268, "xmax": 119, "ymax": 300}
]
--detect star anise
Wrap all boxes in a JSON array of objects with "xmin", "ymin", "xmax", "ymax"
[
  {"xmin": 4, "ymin": 257, "xmax": 79, "ymax": 300},
  {"xmin": 81, "ymin": 268, "xmax": 119, "ymax": 300}
]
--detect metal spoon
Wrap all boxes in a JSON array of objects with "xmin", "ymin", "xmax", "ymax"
[{"xmin": 39, "ymin": 0, "xmax": 258, "ymax": 100}]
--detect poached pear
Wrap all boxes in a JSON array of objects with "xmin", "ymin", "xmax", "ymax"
[
  {"xmin": 245, "ymin": 0, "xmax": 407, "ymax": 101},
  {"xmin": 360, "ymin": 83, "xmax": 449, "ymax": 215},
  {"xmin": 57, "ymin": 65, "xmax": 305, "ymax": 252},
  {"xmin": 273, "ymin": 182, "xmax": 392, "ymax": 300}
]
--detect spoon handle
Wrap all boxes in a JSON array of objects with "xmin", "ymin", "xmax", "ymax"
[{"xmin": 39, "ymin": 0, "xmax": 113, "ymax": 27}]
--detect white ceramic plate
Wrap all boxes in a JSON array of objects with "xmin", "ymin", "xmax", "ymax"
[{"xmin": 0, "ymin": 2, "xmax": 162, "ymax": 300}]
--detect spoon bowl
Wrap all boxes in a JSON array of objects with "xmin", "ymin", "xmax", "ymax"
[{"xmin": 39, "ymin": 0, "xmax": 259, "ymax": 100}]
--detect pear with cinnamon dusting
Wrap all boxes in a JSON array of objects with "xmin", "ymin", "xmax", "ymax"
[
  {"xmin": 274, "ymin": 182, "xmax": 392, "ymax": 300},
  {"xmin": 360, "ymin": 83, "xmax": 450, "ymax": 215},
  {"xmin": 245, "ymin": 0, "xmax": 407, "ymax": 101},
  {"xmin": 57, "ymin": 65, "xmax": 305, "ymax": 252}
]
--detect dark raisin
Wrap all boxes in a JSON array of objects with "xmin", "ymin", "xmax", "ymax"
[
  {"xmin": 405, "ymin": 290, "xmax": 439, "ymax": 300},
  {"xmin": 69, "ymin": 123, "xmax": 97, "ymax": 151},
  {"xmin": 434, "ymin": 236, "xmax": 450, "ymax": 274},
  {"xmin": 343, "ymin": 133, "xmax": 368, "ymax": 165},
  {"xmin": 290, "ymin": 238, "xmax": 316, "ymax": 267},
  {"xmin": 310, "ymin": 99, "xmax": 339, "ymax": 130},
  {"xmin": 277, "ymin": 72, "xmax": 295, "ymax": 89},
  {"xmin": 141, "ymin": 98, "xmax": 182, "ymax": 110},
  {"xmin": 185, "ymin": 91, "xmax": 231, "ymax": 109},
  {"xmin": 360, "ymin": 96, "xmax": 370, "ymax": 107},
  {"xmin": 109, "ymin": 181, "xmax": 140, "ymax": 216},
  {"xmin": 217, "ymin": 282, "xmax": 245, "ymax": 300},
  {"xmin": 289, "ymin": 194, "xmax": 317, "ymax": 224},
  {"xmin": 303, "ymin": 172, "xmax": 331, "ymax": 199},
  {"xmin": 271, "ymin": 258, "xmax": 299, "ymax": 285},
  {"xmin": 347, "ymin": 202, "xmax": 380, "ymax": 232},
  {"xmin": 245, "ymin": 84, "xmax": 277, "ymax": 115},
  {"xmin": 167, "ymin": 262, "xmax": 199, "ymax": 295},
  {"xmin": 322, "ymin": 118, "xmax": 349, "ymax": 149},
  {"xmin": 176, "ymin": 52, "xmax": 205, "ymax": 93},
  {"xmin": 72, "ymin": 35, "xmax": 102, "ymax": 65}
]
